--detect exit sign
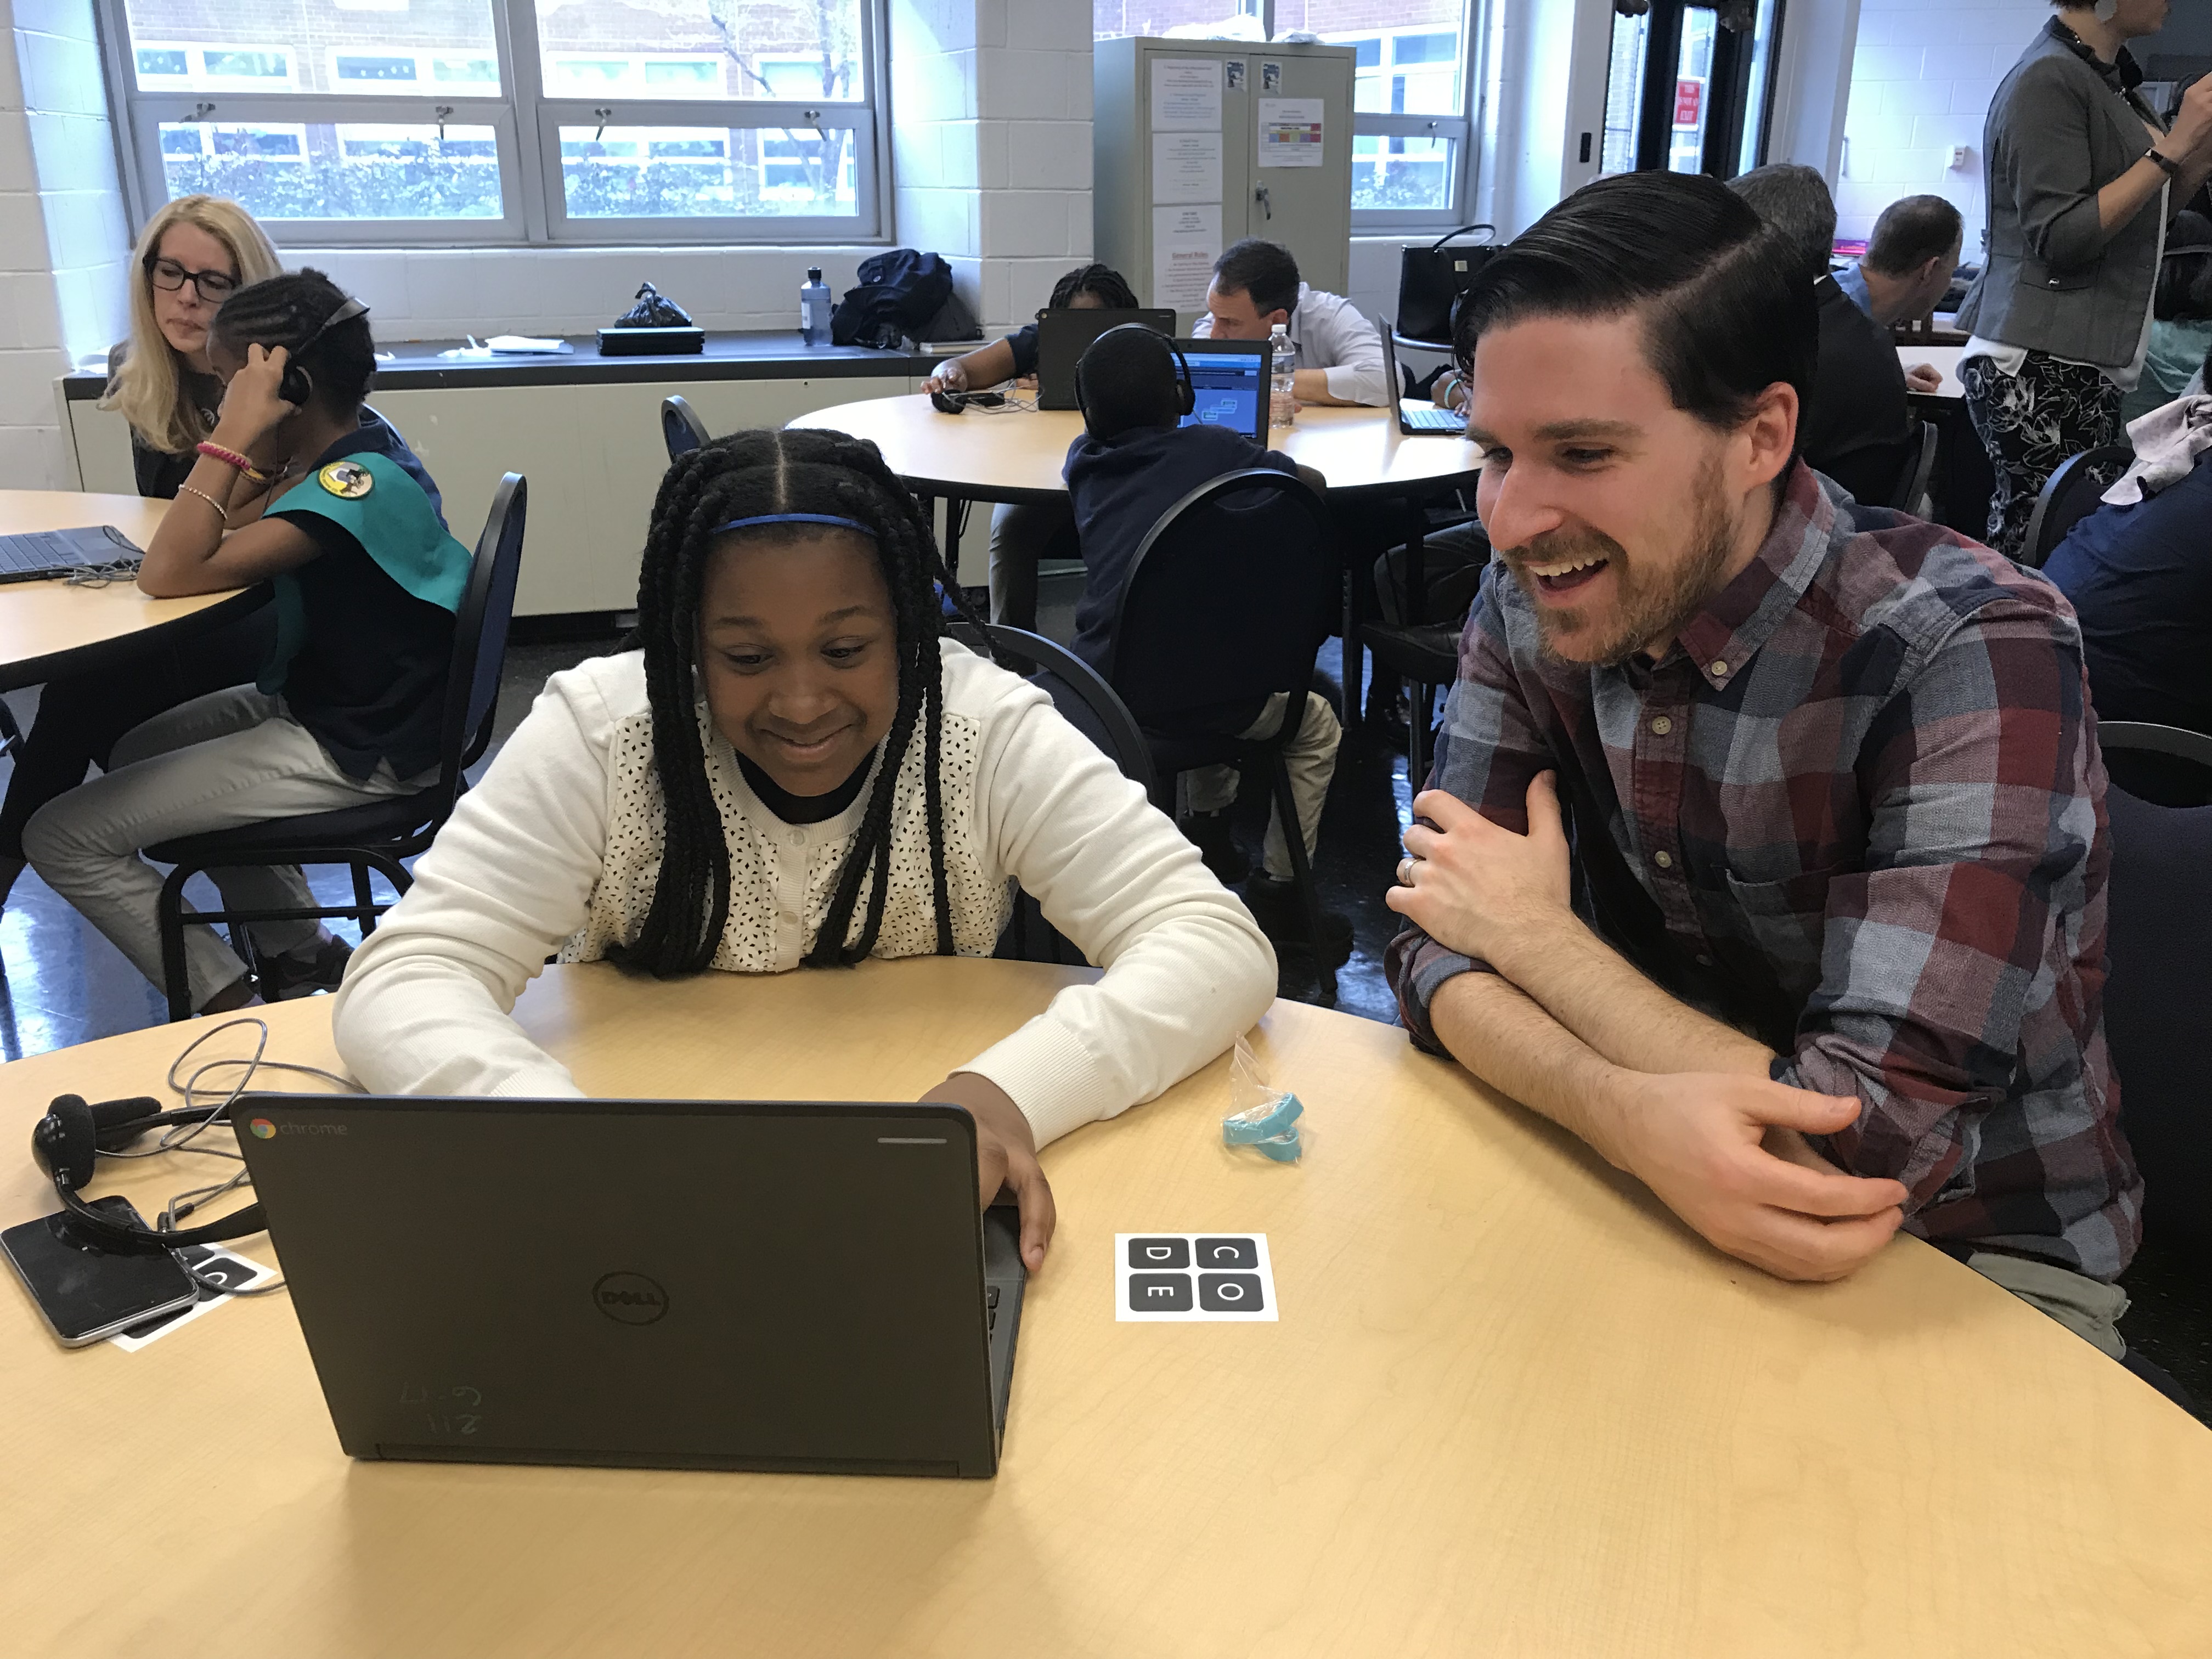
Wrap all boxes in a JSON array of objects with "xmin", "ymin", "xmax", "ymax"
[{"xmin": 1674, "ymin": 78, "xmax": 1703, "ymax": 127}]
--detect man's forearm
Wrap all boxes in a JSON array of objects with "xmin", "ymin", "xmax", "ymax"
[
  {"xmin": 1489, "ymin": 912, "xmax": 1773, "ymax": 1080},
  {"xmin": 1427, "ymin": 971, "xmax": 1633, "ymax": 1168}
]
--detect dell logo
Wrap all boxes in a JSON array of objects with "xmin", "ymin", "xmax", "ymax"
[{"xmin": 592, "ymin": 1271, "xmax": 669, "ymax": 1325}]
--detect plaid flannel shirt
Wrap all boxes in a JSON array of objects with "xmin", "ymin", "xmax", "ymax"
[{"xmin": 1386, "ymin": 464, "xmax": 2141, "ymax": 1280}]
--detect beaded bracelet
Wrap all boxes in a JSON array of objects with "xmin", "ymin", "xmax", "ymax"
[
  {"xmin": 195, "ymin": 441, "xmax": 270, "ymax": 482},
  {"xmin": 176, "ymin": 483, "xmax": 229, "ymax": 527}
]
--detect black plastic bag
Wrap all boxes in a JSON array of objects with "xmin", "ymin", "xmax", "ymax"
[
  {"xmin": 613, "ymin": 282, "xmax": 694, "ymax": 329},
  {"xmin": 831, "ymin": 250, "xmax": 954, "ymax": 350}
]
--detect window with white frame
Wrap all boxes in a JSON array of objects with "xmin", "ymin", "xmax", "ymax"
[
  {"xmin": 1093, "ymin": 0, "xmax": 1475, "ymax": 226},
  {"xmin": 99, "ymin": 0, "xmax": 884, "ymax": 244}
]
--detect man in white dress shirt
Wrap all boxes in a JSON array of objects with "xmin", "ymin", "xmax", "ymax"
[{"xmin": 1194, "ymin": 239, "xmax": 1389, "ymax": 409}]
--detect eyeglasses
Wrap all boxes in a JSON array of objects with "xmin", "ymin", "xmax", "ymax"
[{"xmin": 146, "ymin": 257, "xmax": 239, "ymax": 302}]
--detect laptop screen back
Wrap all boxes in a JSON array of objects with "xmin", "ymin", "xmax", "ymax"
[{"xmin": 1178, "ymin": 344, "xmax": 1269, "ymax": 441}]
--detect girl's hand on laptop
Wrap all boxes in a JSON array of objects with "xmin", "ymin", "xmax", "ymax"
[{"xmin": 922, "ymin": 1072, "xmax": 1057, "ymax": 1271}]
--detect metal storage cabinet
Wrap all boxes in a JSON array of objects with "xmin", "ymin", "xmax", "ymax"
[{"xmin": 1093, "ymin": 35, "xmax": 1355, "ymax": 329}]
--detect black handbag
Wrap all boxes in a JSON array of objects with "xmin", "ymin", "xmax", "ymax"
[{"xmin": 1397, "ymin": 225, "xmax": 1499, "ymax": 345}]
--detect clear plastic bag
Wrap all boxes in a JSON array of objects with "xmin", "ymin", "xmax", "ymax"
[{"xmin": 1222, "ymin": 1035, "xmax": 1304, "ymax": 1163}]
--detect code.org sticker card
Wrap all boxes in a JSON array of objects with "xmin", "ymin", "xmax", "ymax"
[
  {"xmin": 1116, "ymin": 1233, "xmax": 1277, "ymax": 1322},
  {"xmin": 110, "ymin": 1244, "xmax": 276, "ymax": 1352}
]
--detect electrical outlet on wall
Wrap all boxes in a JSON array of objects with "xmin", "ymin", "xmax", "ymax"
[{"xmin": 1949, "ymin": 145, "xmax": 1971, "ymax": 170}]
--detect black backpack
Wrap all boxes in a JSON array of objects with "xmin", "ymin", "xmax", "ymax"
[{"xmin": 831, "ymin": 249, "xmax": 955, "ymax": 349}]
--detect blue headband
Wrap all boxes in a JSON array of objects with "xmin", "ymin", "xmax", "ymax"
[{"xmin": 710, "ymin": 512, "xmax": 876, "ymax": 538}]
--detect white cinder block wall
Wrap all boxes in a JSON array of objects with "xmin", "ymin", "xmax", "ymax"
[
  {"xmin": 4, "ymin": 0, "xmax": 132, "ymax": 489},
  {"xmin": 1838, "ymin": 0, "xmax": 2049, "ymax": 246}
]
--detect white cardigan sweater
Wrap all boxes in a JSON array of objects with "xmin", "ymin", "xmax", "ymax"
[{"xmin": 331, "ymin": 640, "xmax": 1277, "ymax": 1148}]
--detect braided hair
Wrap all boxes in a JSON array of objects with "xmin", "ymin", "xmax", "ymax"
[
  {"xmin": 615, "ymin": 426, "xmax": 985, "ymax": 978},
  {"xmin": 1048, "ymin": 262, "xmax": 1142, "ymax": 311},
  {"xmin": 210, "ymin": 268, "xmax": 375, "ymax": 408}
]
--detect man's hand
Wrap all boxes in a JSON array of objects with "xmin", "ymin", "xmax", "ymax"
[
  {"xmin": 1599, "ymin": 1071, "xmax": 1908, "ymax": 1282},
  {"xmin": 924, "ymin": 358, "xmax": 970, "ymax": 394},
  {"xmin": 211, "ymin": 344, "xmax": 297, "ymax": 449},
  {"xmin": 1387, "ymin": 775, "xmax": 1574, "ymax": 972},
  {"xmin": 1904, "ymin": 362, "xmax": 1944, "ymax": 394},
  {"xmin": 922, "ymin": 1071, "xmax": 1055, "ymax": 1270}
]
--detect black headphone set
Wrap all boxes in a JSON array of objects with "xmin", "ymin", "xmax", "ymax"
[
  {"xmin": 1074, "ymin": 324, "xmax": 1194, "ymax": 423},
  {"xmin": 929, "ymin": 387, "xmax": 1009, "ymax": 414},
  {"xmin": 29, "ymin": 1094, "xmax": 264, "ymax": 1255},
  {"xmin": 277, "ymin": 295, "xmax": 371, "ymax": 407}
]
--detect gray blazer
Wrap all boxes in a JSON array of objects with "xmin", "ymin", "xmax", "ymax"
[{"xmin": 1955, "ymin": 26, "xmax": 2168, "ymax": 368}]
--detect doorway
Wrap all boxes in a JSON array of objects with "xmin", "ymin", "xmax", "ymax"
[{"xmin": 1600, "ymin": 0, "xmax": 1781, "ymax": 180}]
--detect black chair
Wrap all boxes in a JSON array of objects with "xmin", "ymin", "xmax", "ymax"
[
  {"xmin": 661, "ymin": 396, "xmax": 709, "ymax": 462},
  {"xmin": 952, "ymin": 622, "xmax": 1155, "ymax": 967},
  {"xmin": 148, "ymin": 474, "xmax": 527, "ymax": 1020},
  {"xmin": 1889, "ymin": 419, "xmax": 1940, "ymax": 518},
  {"xmin": 1102, "ymin": 468, "xmax": 1341, "ymax": 1002},
  {"xmin": 2097, "ymin": 720, "xmax": 2212, "ymax": 1257},
  {"xmin": 2021, "ymin": 443, "xmax": 2133, "ymax": 569},
  {"xmin": 1359, "ymin": 512, "xmax": 1483, "ymax": 791}
]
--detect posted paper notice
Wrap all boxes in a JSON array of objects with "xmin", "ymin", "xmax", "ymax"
[
  {"xmin": 1257, "ymin": 97, "xmax": 1324, "ymax": 167},
  {"xmin": 1152, "ymin": 204, "xmax": 1222, "ymax": 312},
  {"xmin": 1151, "ymin": 131, "xmax": 1222, "ymax": 205},
  {"xmin": 1151, "ymin": 57, "xmax": 1223, "ymax": 131}
]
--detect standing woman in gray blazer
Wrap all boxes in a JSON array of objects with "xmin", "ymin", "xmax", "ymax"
[{"xmin": 1956, "ymin": 1, "xmax": 2212, "ymax": 557}]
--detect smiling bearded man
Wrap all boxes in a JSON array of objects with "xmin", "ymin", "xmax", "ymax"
[{"xmin": 1381, "ymin": 170, "xmax": 2177, "ymax": 1404}]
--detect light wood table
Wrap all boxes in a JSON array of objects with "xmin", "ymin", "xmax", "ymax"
[
  {"xmin": 1899, "ymin": 342, "xmax": 1964, "ymax": 399},
  {"xmin": 0, "ymin": 490, "xmax": 259, "ymax": 688},
  {"xmin": 2, "ymin": 956, "xmax": 2207, "ymax": 1658}
]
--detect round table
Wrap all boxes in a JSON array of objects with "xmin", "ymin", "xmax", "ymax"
[
  {"xmin": 0, "ymin": 490, "xmax": 261, "ymax": 689},
  {"xmin": 789, "ymin": 393, "xmax": 1484, "ymax": 507},
  {"xmin": 789, "ymin": 396, "xmax": 1484, "ymax": 709},
  {"xmin": 3, "ymin": 957, "xmax": 2205, "ymax": 1658}
]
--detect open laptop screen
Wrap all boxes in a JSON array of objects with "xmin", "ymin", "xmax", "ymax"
[{"xmin": 1176, "ymin": 342, "xmax": 1271, "ymax": 441}]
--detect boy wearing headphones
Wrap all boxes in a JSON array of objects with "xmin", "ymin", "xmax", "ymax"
[
  {"xmin": 25, "ymin": 269, "xmax": 472, "ymax": 1017},
  {"xmin": 1062, "ymin": 325, "xmax": 1350, "ymax": 961}
]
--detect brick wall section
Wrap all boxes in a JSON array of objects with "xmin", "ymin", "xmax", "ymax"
[{"xmin": 1838, "ymin": 0, "xmax": 2048, "ymax": 246}]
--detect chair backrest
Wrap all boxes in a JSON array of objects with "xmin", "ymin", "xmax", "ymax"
[
  {"xmin": 1890, "ymin": 419, "xmax": 1940, "ymax": 517},
  {"xmin": 1103, "ymin": 467, "xmax": 1336, "ymax": 721},
  {"xmin": 427, "ymin": 473, "xmax": 526, "ymax": 821},
  {"xmin": 2022, "ymin": 443, "xmax": 2133, "ymax": 569},
  {"xmin": 956, "ymin": 622, "xmax": 1156, "ymax": 795},
  {"xmin": 662, "ymin": 395, "xmax": 709, "ymax": 462},
  {"xmin": 2096, "ymin": 720, "xmax": 2212, "ymax": 1255}
]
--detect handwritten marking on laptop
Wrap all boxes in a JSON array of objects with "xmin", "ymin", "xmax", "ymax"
[
  {"xmin": 1115, "ymin": 1233, "xmax": 1279, "ymax": 1322},
  {"xmin": 399, "ymin": 1382, "xmax": 488, "ymax": 1434}
]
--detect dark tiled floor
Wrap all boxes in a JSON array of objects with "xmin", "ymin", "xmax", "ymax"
[{"xmin": 3, "ymin": 617, "xmax": 2207, "ymax": 1420}]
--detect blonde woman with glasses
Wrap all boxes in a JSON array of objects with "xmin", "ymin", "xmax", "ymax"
[{"xmin": 0, "ymin": 197, "xmax": 283, "ymax": 911}]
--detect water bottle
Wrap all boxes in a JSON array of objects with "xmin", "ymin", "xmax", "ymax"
[
  {"xmin": 799, "ymin": 266, "xmax": 830, "ymax": 346},
  {"xmin": 1268, "ymin": 321, "xmax": 1296, "ymax": 427}
]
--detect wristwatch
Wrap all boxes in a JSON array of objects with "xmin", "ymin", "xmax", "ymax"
[{"xmin": 2146, "ymin": 148, "xmax": 2182, "ymax": 179}]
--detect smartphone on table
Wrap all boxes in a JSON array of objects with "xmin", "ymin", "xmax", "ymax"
[{"xmin": 2, "ymin": 1198, "xmax": 198, "ymax": 1347}]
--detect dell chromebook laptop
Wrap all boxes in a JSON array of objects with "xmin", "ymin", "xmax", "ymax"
[
  {"xmin": 1380, "ymin": 325, "xmax": 1468, "ymax": 436},
  {"xmin": 234, "ymin": 1096, "xmax": 1026, "ymax": 1479},
  {"xmin": 1035, "ymin": 306, "xmax": 1176, "ymax": 408}
]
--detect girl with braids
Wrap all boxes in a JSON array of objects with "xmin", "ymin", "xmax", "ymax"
[
  {"xmin": 27, "ymin": 269, "xmax": 473, "ymax": 1015},
  {"xmin": 332, "ymin": 427, "xmax": 1274, "ymax": 1268},
  {"xmin": 0, "ymin": 198, "xmax": 283, "ymax": 916},
  {"xmin": 922, "ymin": 262, "xmax": 1147, "ymax": 626}
]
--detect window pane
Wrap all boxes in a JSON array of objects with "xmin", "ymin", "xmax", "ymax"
[
  {"xmin": 1350, "ymin": 133, "xmax": 1454, "ymax": 213},
  {"xmin": 557, "ymin": 124, "xmax": 857, "ymax": 218},
  {"xmin": 1601, "ymin": 8, "xmax": 1650, "ymax": 175},
  {"xmin": 1094, "ymin": 2, "xmax": 1260, "ymax": 40},
  {"xmin": 156, "ymin": 121, "xmax": 504, "ymax": 219},
  {"xmin": 1668, "ymin": 8, "xmax": 1716, "ymax": 175},
  {"xmin": 122, "ymin": 0, "xmax": 498, "ymax": 94},
  {"xmin": 535, "ymin": 0, "xmax": 862, "ymax": 101},
  {"xmin": 1277, "ymin": 0, "xmax": 1465, "ymax": 116}
]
